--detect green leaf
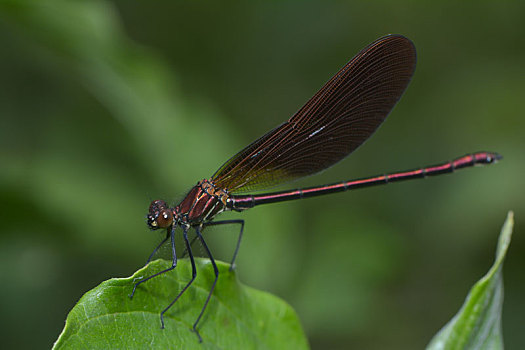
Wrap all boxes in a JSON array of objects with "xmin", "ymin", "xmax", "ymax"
[
  {"xmin": 53, "ymin": 259, "xmax": 309, "ymax": 350},
  {"xmin": 426, "ymin": 211, "xmax": 514, "ymax": 350}
]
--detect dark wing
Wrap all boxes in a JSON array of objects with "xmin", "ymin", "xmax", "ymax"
[{"xmin": 212, "ymin": 35, "xmax": 416, "ymax": 193}]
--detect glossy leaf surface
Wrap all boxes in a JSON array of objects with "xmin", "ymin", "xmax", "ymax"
[
  {"xmin": 53, "ymin": 259, "xmax": 308, "ymax": 350},
  {"xmin": 427, "ymin": 211, "xmax": 514, "ymax": 350}
]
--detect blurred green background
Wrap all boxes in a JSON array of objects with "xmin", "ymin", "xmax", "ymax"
[{"xmin": 1, "ymin": 1, "xmax": 523, "ymax": 349}]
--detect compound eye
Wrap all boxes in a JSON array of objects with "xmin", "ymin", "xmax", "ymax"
[
  {"xmin": 156, "ymin": 209, "xmax": 173, "ymax": 228},
  {"xmin": 149, "ymin": 199, "xmax": 167, "ymax": 212}
]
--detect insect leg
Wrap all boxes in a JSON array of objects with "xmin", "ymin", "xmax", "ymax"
[
  {"xmin": 191, "ymin": 225, "xmax": 219, "ymax": 342},
  {"xmin": 203, "ymin": 219, "xmax": 244, "ymax": 270},
  {"xmin": 159, "ymin": 225, "xmax": 198, "ymax": 330},
  {"xmin": 130, "ymin": 224, "xmax": 177, "ymax": 299}
]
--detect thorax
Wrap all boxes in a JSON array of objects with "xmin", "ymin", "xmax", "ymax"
[{"xmin": 176, "ymin": 179, "xmax": 229, "ymax": 225}]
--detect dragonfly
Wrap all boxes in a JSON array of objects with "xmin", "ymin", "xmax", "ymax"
[{"xmin": 129, "ymin": 34, "xmax": 501, "ymax": 342}]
